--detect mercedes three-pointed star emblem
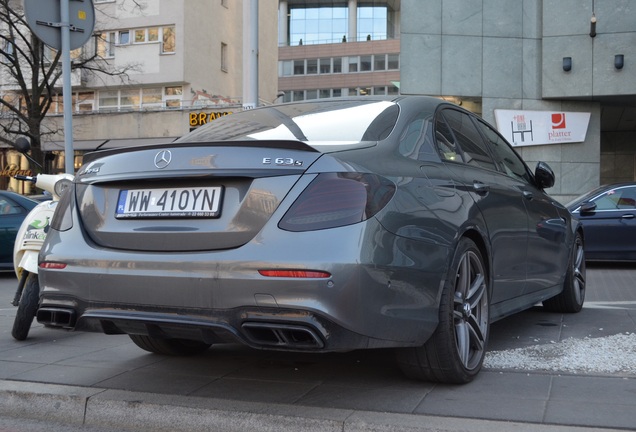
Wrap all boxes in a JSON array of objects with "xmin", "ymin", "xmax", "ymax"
[{"xmin": 154, "ymin": 150, "xmax": 172, "ymax": 169}]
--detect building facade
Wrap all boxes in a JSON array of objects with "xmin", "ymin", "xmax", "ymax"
[
  {"xmin": 400, "ymin": 0, "xmax": 636, "ymax": 203},
  {"xmin": 277, "ymin": 0, "xmax": 401, "ymax": 102},
  {"xmin": 1, "ymin": 0, "xmax": 278, "ymax": 191}
]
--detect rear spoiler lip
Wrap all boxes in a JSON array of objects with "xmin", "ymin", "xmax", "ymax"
[{"xmin": 82, "ymin": 140, "xmax": 320, "ymax": 165}]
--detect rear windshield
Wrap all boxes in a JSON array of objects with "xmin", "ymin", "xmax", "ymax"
[{"xmin": 176, "ymin": 100, "xmax": 399, "ymax": 145}]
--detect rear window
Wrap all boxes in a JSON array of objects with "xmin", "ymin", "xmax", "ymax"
[{"xmin": 177, "ymin": 100, "xmax": 399, "ymax": 145}]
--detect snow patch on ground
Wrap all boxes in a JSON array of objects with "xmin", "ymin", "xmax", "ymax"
[{"xmin": 484, "ymin": 332, "xmax": 636, "ymax": 375}]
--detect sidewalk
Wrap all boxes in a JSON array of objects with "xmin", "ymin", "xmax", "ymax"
[{"xmin": 1, "ymin": 267, "xmax": 635, "ymax": 431}]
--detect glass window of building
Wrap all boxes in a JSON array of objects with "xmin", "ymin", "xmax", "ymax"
[
  {"xmin": 319, "ymin": 89, "xmax": 331, "ymax": 98},
  {"xmin": 118, "ymin": 30, "xmax": 130, "ymax": 45},
  {"xmin": 307, "ymin": 59, "xmax": 318, "ymax": 74},
  {"xmin": 161, "ymin": 26, "xmax": 175, "ymax": 53},
  {"xmin": 360, "ymin": 55, "xmax": 372, "ymax": 72},
  {"xmin": 374, "ymin": 54, "xmax": 386, "ymax": 71},
  {"xmin": 333, "ymin": 58, "xmax": 342, "ymax": 73},
  {"xmin": 293, "ymin": 60, "xmax": 305, "ymax": 75},
  {"xmin": 319, "ymin": 58, "xmax": 331, "ymax": 74},
  {"xmin": 292, "ymin": 90, "xmax": 304, "ymax": 101},
  {"xmin": 281, "ymin": 60, "xmax": 292, "ymax": 76},
  {"xmin": 348, "ymin": 57, "xmax": 358, "ymax": 73},
  {"xmin": 142, "ymin": 88, "xmax": 162, "ymax": 107},
  {"xmin": 120, "ymin": 89, "xmax": 139, "ymax": 108},
  {"xmin": 357, "ymin": 6, "xmax": 388, "ymax": 41},
  {"xmin": 288, "ymin": 6, "xmax": 348, "ymax": 45},
  {"xmin": 388, "ymin": 53, "xmax": 399, "ymax": 69},
  {"xmin": 99, "ymin": 91, "xmax": 118, "ymax": 110}
]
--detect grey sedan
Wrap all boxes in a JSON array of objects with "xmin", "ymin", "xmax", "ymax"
[{"xmin": 37, "ymin": 96, "xmax": 585, "ymax": 383}]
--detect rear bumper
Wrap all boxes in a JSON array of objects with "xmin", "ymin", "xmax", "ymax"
[
  {"xmin": 37, "ymin": 302, "xmax": 408, "ymax": 351},
  {"xmin": 38, "ymin": 219, "xmax": 449, "ymax": 352}
]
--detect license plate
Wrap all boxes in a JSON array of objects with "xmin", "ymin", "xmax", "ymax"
[{"xmin": 116, "ymin": 186, "xmax": 223, "ymax": 218}]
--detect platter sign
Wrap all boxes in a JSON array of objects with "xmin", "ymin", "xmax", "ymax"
[{"xmin": 494, "ymin": 110, "xmax": 591, "ymax": 147}]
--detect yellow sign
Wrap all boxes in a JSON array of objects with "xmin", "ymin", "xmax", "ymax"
[
  {"xmin": 1, "ymin": 164, "xmax": 33, "ymax": 178},
  {"xmin": 189, "ymin": 112, "xmax": 232, "ymax": 127}
]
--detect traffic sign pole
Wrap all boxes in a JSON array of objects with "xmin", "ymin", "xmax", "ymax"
[
  {"xmin": 60, "ymin": 0, "xmax": 74, "ymax": 174},
  {"xmin": 23, "ymin": 0, "xmax": 95, "ymax": 175}
]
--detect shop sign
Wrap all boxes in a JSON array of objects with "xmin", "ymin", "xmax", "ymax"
[
  {"xmin": 1, "ymin": 163, "xmax": 33, "ymax": 178},
  {"xmin": 189, "ymin": 111, "xmax": 233, "ymax": 127},
  {"xmin": 494, "ymin": 110, "xmax": 591, "ymax": 147}
]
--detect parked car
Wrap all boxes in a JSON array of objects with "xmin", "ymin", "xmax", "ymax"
[
  {"xmin": 567, "ymin": 182, "xmax": 636, "ymax": 261},
  {"xmin": 0, "ymin": 191, "xmax": 39, "ymax": 271},
  {"xmin": 37, "ymin": 96, "xmax": 585, "ymax": 384}
]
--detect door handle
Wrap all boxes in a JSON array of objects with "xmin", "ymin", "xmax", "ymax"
[
  {"xmin": 621, "ymin": 214, "xmax": 635, "ymax": 219},
  {"xmin": 522, "ymin": 190, "xmax": 534, "ymax": 200},
  {"xmin": 472, "ymin": 181, "xmax": 489, "ymax": 195}
]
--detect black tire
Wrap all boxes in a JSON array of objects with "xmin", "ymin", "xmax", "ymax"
[
  {"xmin": 11, "ymin": 273, "xmax": 40, "ymax": 341},
  {"xmin": 129, "ymin": 334, "xmax": 211, "ymax": 356},
  {"xmin": 397, "ymin": 237, "xmax": 490, "ymax": 384},
  {"xmin": 543, "ymin": 231, "xmax": 586, "ymax": 313}
]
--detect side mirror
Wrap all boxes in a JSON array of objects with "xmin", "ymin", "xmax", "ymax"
[
  {"xmin": 579, "ymin": 201, "xmax": 597, "ymax": 214},
  {"xmin": 11, "ymin": 137, "xmax": 31, "ymax": 154},
  {"xmin": 534, "ymin": 162, "xmax": 555, "ymax": 189}
]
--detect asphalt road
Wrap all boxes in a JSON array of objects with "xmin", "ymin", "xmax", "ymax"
[{"xmin": 0, "ymin": 263, "xmax": 635, "ymax": 431}]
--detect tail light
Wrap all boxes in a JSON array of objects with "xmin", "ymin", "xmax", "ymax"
[{"xmin": 279, "ymin": 172, "xmax": 395, "ymax": 232}]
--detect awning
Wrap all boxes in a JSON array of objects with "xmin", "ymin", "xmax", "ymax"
[{"xmin": 43, "ymin": 137, "xmax": 179, "ymax": 152}]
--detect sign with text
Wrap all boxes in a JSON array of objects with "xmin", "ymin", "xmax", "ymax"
[
  {"xmin": 189, "ymin": 111, "xmax": 233, "ymax": 127},
  {"xmin": 494, "ymin": 110, "xmax": 591, "ymax": 147}
]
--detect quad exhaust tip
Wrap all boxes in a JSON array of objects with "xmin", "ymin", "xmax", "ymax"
[
  {"xmin": 241, "ymin": 322, "xmax": 324, "ymax": 349},
  {"xmin": 37, "ymin": 307, "xmax": 76, "ymax": 328}
]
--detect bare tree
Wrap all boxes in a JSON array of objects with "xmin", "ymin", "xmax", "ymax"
[{"xmin": 0, "ymin": 0, "xmax": 137, "ymax": 169}]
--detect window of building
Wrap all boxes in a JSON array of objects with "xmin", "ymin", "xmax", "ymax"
[
  {"xmin": 306, "ymin": 59, "xmax": 318, "ymax": 74},
  {"xmin": 357, "ymin": 6, "xmax": 388, "ymax": 41},
  {"xmin": 288, "ymin": 6, "xmax": 348, "ymax": 45},
  {"xmin": 360, "ymin": 55, "xmax": 372, "ymax": 72},
  {"xmin": 161, "ymin": 26, "xmax": 175, "ymax": 53},
  {"xmin": 96, "ymin": 32, "xmax": 116, "ymax": 58},
  {"xmin": 293, "ymin": 60, "xmax": 305, "ymax": 75},
  {"xmin": 333, "ymin": 58, "xmax": 342, "ymax": 73},
  {"xmin": 306, "ymin": 89, "xmax": 318, "ymax": 100},
  {"xmin": 164, "ymin": 86, "xmax": 182, "ymax": 108},
  {"xmin": 118, "ymin": 30, "xmax": 130, "ymax": 45},
  {"xmin": 221, "ymin": 42, "xmax": 228, "ymax": 72},
  {"xmin": 348, "ymin": 57, "xmax": 358, "ymax": 73},
  {"xmin": 77, "ymin": 92, "xmax": 95, "ymax": 111},
  {"xmin": 374, "ymin": 54, "xmax": 386, "ymax": 71},
  {"xmin": 292, "ymin": 90, "xmax": 304, "ymax": 101},
  {"xmin": 141, "ymin": 88, "xmax": 162, "ymax": 108},
  {"xmin": 120, "ymin": 89, "xmax": 140, "ymax": 109},
  {"xmin": 281, "ymin": 60, "xmax": 292, "ymax": 76},
  {"xmin": 148, "ymin": 27, "xmax": 159, "ymax": 42},
  {"xmin": 388, "ymin": 53, "xmax": 399, "ymax": 69},
  {"xmin": 99, "ymin": 91, "xmax": 119, "ymax": 110},
  {"xmin": 319, "ymin": 58, "xmax": 331, "ymax": 74}
]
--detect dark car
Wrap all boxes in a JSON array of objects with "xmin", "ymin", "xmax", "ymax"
[
  {"xmin": 0, "ymin": 191, "xmax": 39, "ymax": 271},
  {"xmin": 567, "ymin": 182, "xmax": 636, "ymax": 261},
  {"xmin": 37, "ymin": 96, "xmax": 585, "ymax": 384}
]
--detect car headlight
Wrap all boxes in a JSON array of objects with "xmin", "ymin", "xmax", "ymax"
[{"xmin": 54, "ymin": 178, "xmax": 73, "ymax": 198}]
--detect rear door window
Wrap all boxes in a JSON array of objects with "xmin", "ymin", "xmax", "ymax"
[
  {"xmin": 474, "ymin": 119, "xmax": 532, "ymax": 184},
  {"xmin": 439, "ymin": 109, "xmax": 497, "ymax": 171}
]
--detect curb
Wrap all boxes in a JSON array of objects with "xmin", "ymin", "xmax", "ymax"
[{"xmin": 0, "ymin": 379, "xmax": 625, "ymax": 432}]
